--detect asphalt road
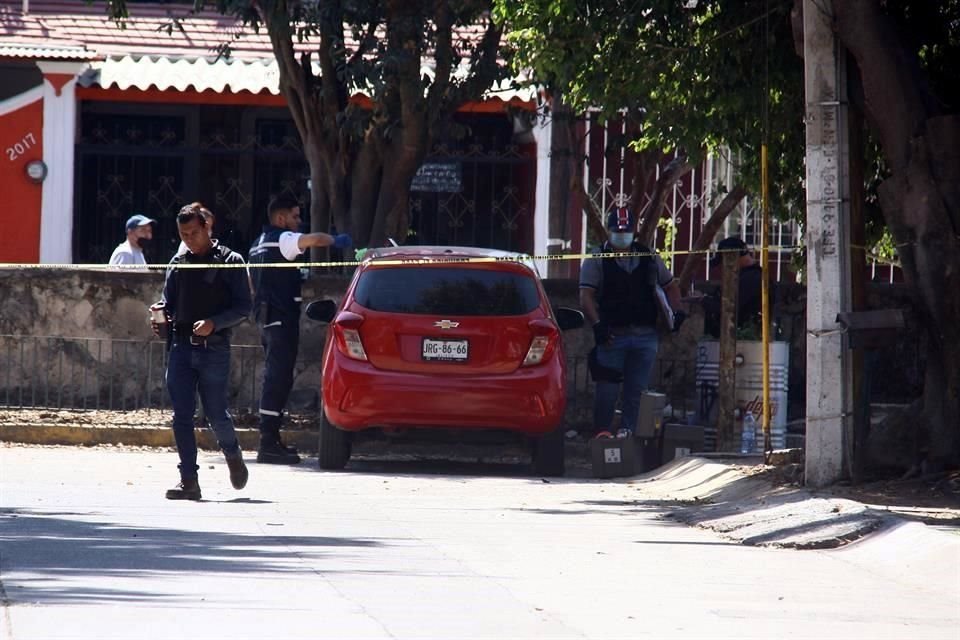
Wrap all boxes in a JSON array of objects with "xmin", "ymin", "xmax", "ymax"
[{"xmin": 1, "ymin": 444, "xmax": 957, "ymax": 640}]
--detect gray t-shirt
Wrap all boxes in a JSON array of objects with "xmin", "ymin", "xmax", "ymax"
[{"xmin": 579, "ymin": 245, "xmax": 674, "ymax": 334}]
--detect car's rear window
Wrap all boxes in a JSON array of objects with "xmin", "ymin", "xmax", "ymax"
[{"xmin": 354, "ymin": 266, "xmax": 541, "ymax": 316}]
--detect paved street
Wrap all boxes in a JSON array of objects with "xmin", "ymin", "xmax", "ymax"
[{"xmin": 1, "ymin": 444, "xmax": 958, "ymax": 640}]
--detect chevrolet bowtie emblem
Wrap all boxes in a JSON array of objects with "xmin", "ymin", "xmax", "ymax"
[{"xmin": 434, "ymin": 320, "xmax": 460, "ymax": 330}]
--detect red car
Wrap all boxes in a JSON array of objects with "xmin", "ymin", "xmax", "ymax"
[{"xmin": 306, "ymin": 246, "xmax": 584, "ymax": 475}]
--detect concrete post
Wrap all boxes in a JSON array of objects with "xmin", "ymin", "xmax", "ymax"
[
  {"xmin": 803, "ymin": 0, "xmax": 853, "ymax": 487},
  {"xmin": 36, "ymin": 61, "xmax": 87, "ymax": 264}
]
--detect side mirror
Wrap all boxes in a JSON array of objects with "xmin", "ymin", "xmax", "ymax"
[
  {"xmin": 305, "ymin": 299, "xmax": 338, "ymax": 323},
  {"xmin": 555, "ymin": 306, "xmax": 585, "ymax": 331}
]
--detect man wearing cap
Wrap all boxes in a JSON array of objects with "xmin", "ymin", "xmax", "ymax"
[
  {"xmin": 109, "ymin": 214, "xmax": 156, "ymax": 266},
  {"xmin": 579, "ymin": 206, "xmax": 682, "ymax": 439},
  {"xmin": 702, "ymin": 236, "xmax": 765, "ymax": 337}
]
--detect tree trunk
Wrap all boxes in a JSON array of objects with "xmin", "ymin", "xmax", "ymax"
[
  {"xmin": 830, "ymin": 0, "xmax": 960, "ymax": 467},
  {"xmin": 370, "ymin": 142, "xmax": 425, "ymax": 247},
  {"xmin": 717, "ymin": 251, "xmax": 741, "ymax": 452}
]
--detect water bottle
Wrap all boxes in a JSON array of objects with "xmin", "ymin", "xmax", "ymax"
[{"xmin": 740, "ymin": 412, "xmax": 757, "ymax": 454}]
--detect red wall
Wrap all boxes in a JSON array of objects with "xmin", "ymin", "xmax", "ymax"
[{"xmin": 0, "ymin": 93, "xmax": 43, "ymax": 263}]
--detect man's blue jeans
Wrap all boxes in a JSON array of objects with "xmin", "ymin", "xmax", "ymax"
[
  {"xmin": 593, "ymin": 331, "xmax": 660, "ymax": 432},
  {"xmin": 166, "ymin": 341, "xmax": 241, "ymax": 479}
]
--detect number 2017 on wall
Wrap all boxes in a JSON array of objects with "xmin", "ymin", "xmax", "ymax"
[{"xmin": 7, "ymin": 133, "xmax": 37, "ymax": 161}]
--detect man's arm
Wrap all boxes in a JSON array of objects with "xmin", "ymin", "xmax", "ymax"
[
  {"xmin": 278, "ymin": 231, "xmax": 352, "ymax": 261},
  {"xmin": 579, "ymin": 287, "xmax": 601, "ymax": 326},
  {"xmin": 297, "ymin": 232, "xmax": 336, "ymax": 251}
]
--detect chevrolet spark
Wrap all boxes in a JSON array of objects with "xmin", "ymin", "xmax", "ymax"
[{"xmin": 306, "ymin": 246, "xmax": 584, "ymax": 475}]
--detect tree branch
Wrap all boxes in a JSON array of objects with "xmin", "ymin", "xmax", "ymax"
[
  {"xmin": 637, "ymin": 156, "xmax": 692, "ymax": 246},
  {"xmin": 677, "ymin": 184, "xmax": 747, "ymax": 292}
]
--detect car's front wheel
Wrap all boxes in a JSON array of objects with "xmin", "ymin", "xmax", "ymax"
[
  {"xmin": 532, "ymin": 427, "xmax": 565, "ymax": 477},
  {"xmin": 318, "ymin": 407, "xmax": 352, "ymax": 470}
]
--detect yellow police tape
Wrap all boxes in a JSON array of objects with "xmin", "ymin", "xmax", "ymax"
[
  {"xmin": 0, "ymin": 243, "xmax": 902, "ymax": 270},
  {"xmin": 0, "ymin": 245, "xmax": 798, "ymax": 271}
]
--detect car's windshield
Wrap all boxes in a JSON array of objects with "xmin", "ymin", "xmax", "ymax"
[{"xmin": 354, "ymin": 266, "xmax": 541, "ymax": 316}]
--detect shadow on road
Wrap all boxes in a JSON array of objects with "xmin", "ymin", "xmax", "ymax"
[{"xmin": 0, "ymin": 507, "xmax": 390, "ymax": 606}]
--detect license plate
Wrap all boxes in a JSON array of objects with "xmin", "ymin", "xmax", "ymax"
[{"xmin": 422, "ymin": 338, "xmax": 469, "ymax": 362}]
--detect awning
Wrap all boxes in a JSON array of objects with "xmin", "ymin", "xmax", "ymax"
[{"xmin": 78, "ymin": 55, "xmax": 537, "ymax": 102}]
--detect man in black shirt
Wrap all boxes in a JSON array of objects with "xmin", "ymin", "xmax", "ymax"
[
  {"xmin": 157, "ymin": 204, "xmax": 252, "ymax": 500},
  {"xmin": 703, "ymin": 236, "xmax": 766, "ymax": 337}
]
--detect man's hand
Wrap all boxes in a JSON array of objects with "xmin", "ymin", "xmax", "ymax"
[
  {"xmin": 593, "ymin": 320, "xmax": 611, "ymax": 346},
  {"xmin": 193, "ymin": 319, "xmax": 215, "ymax": 337},
  {"xmin": 333, "ymin": 233, "xmax": 353, "ymax": 250}
]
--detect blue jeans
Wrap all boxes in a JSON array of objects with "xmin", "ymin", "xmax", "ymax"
[
  {"xmin": 166, "ymin": 340, "xmax": 241, "ymax": 479},
  {"xmin": 593, "ymin": 332, "xmax": 659, "ymax": 432}
]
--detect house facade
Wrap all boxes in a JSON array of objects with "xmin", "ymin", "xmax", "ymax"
[{"xmin": 0, "ymin": 1, "xmax": 543, "ymax": 265}]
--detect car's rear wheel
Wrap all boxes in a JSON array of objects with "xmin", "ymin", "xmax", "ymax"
[
  {"xmin": 532, "ymin": 427, "xmax": 565, "ymax": 477},
  {"xmin": 318, "ymin": 407, "xmax": 352, "ymax": 470}
]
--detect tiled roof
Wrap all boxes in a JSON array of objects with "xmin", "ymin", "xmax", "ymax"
[{"xmin": 0, "ymin": 0, "xmax": 275, "ymax": 60}]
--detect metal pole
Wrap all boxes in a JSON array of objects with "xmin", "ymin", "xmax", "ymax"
[{"xmin": 761, "ymin": 144, "xmax": 772, "ymax": 456}]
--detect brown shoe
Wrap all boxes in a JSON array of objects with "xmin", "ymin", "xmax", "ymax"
[
  {"xmin": 225, "ymin": 451, "xmax": 249, "ymax": 490},
  {"xmin": 165, "ymin": 478, "xmax": 201, "ymax": 501}
]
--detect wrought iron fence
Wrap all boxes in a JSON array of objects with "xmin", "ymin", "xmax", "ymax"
[
  {"xmin": 0, "ymin": 335, "xmax": 267, "ymax": 414},
  {"xmin": 0, "ymin": 335, "xmax": 696, "ymax": 427}
]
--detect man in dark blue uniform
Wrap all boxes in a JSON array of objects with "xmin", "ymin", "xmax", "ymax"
[
  {"xmin": 249, "ymin": 195, "xmax": 352, "ymax": 464},
  {"xmin": 158, "ymin": 204, "xmax": 252, "ymax": 500}
]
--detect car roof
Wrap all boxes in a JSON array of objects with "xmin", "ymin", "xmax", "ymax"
[
  {"xmin": 362, "ymin": 246, "xmax": 540, "ymax": 276},
  {"xmin": 365, "ymin": 246, "xmax": 526, "ymax": 261}
]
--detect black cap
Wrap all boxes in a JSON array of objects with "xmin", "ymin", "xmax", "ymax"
[{"xmin": 709, "ymin": 236, "xmax": 749, "ymax": 268}]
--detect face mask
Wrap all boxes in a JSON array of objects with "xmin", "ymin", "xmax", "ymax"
[
  {"xmin": 608, "ymin": 232, "xmax": 634, "ymax": 249},
  {"xmin": 135, "ymin": 237, "xmax": 153, "ymax": 250}
]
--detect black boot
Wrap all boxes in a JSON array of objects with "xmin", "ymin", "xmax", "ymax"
[
  {"xmin": 165, "ymin": 477, "xmax": 202, "ymax": 501},
  {"xmin": 257, "ymin": 435, "xmax": 301, "ymax": 465},
  {"xmin": 224, "ymin": 450, "xmax": 249, "ymax": 490}
]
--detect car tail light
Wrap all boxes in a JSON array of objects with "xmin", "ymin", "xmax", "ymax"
[
  {"xmin": 522, "ymin": 319, "xmax": 559, "ymax": 367},
  {"xmin": 333, "ymin": 311, "xmax": 368, "ymax": 361}
]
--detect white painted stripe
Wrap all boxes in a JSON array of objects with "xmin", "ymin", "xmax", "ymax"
[
  {"xmin": 0, "ymin": 86, "xmax": 43, "ymax": 118},
  {"xmin": 263, "ymin": 321, "xmax": 282, "ymax": 328},
  {"xmin": 251, "ymin": 242, "xmax": 280, "ymax": 250},
  {"xmin": 259, "ymin": 409, "xmax": 281, "ymax": 416},
  {"xmin": 293, "ymin": 297, "xmax": 302, "ymax": 302}
]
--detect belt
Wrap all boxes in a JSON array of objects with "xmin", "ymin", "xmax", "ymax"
[{"xmin": 173, "ymin": 327, "xmax": 228, "ymax": 347}]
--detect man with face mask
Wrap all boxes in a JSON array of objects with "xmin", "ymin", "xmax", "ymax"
[
  {"xmin": 109, "ymin": 214, "xmax": 155, "ymax": 267},
  {"xmin": 578, "ymin": 206, "xmax": 682, "ymax": 439}
]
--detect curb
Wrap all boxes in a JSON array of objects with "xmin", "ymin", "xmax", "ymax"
[{"xmin": 0, "ymin": 424, "xmax": 319, "ymax": 453}]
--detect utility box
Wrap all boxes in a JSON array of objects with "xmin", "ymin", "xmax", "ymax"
[
  {"xmin": 590, "ymin": 436, "xmax": 663, "ymax": 478},
  {"xmin": 662, "ymin": 423, "xmax": 704, "ymax": 464},
  {"xmin": 636, "ymin": 391, "xmax": 667, "ymax": 438},
  {"xmin": 590, "ymin": 437, "xmax": 637, "ymax": 478}
]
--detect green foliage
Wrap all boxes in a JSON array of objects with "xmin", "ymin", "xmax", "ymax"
[
  {"xmin": 657, "ymin": 216, "xmax": 676, "ymax": 270},
  {"xmin": 495, "ymin": 0, "xmax": 806, "ymax": 218}
]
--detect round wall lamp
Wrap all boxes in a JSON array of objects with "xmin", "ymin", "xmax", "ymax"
[{"xmin": 25, "ymin": 160, "xmax": 48, "ymax": 183}]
